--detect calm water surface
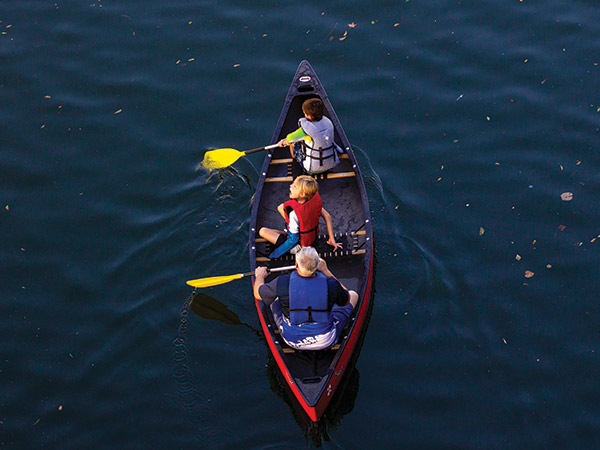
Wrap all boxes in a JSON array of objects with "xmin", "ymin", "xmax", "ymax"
[{"xmin": 1, "ymin": 1, "xmax": 600, "ymax": 448}]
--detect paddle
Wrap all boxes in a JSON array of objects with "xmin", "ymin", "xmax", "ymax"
[
  {"xmin": 201, "ymin": 143, "xmax": 279, "ymax": 170},
  {"xmin": 186, "ymin": 265, "xmax": 295, "ymax": 288}
]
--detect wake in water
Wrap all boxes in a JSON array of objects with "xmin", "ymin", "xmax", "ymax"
[
  {"xmin": 353, "ymin": 145, "xmax": 491, "ymax": 369},
  {"xmin": 201, "ymin": 165, "xmax": 253, "ymax": 193},
  {"xmin": 352, "ymin": 145, "xmax": 485, "ymax": 336},
  {"xmin": 172, "ymin": 290, "xmax": 234, "ymax": 443},
  {"xmin": 351, "ymin": 145, "xmax": 440, "ymax": 300}
]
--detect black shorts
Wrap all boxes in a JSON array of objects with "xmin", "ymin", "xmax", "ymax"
[{"xmin": 275, "ymin": 233, "xmax": 287, "ymax": 247}]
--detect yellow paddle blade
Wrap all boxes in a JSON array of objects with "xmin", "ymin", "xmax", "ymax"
[
  {"xmin": 201, "ymin": 148, "xmax": 245, "ymax": 170},
  {"xmin": 186, "ymin": 273, "xmax": 244, "ymax": 288}
]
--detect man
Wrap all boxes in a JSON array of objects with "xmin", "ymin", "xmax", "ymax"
[{"xmin": 253, "ymin": 246, "xmax": 358, "ymax": 350}]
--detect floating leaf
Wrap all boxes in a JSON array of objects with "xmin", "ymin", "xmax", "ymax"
[
  {"xmin": 560, "ymin": 192, "xmax": 573, "ymax": 201},
  {"xmin": 479, "ymin": 227, "xmax": 485, "ymax": 236},
  {"xmin": 524, "ymin": 270, "xmax": 534, "ymax": 278}
]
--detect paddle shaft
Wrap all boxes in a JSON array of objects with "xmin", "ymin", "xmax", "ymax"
[
  {"xmin": 240, "ymin": 264, "xmax": 296, "ymax": 278},
  {"xmin": 242, "ymin": 143, "xmax": 279, "ymax": 155}
]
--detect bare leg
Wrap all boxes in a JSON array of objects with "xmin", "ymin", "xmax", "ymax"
[
  {"xmin": 348, "ymin": 290, "xmax": 359, "ymax": 309},
  {"xmin": 259, "ymin": 227, "xmax": 286, "ymax": 245}
]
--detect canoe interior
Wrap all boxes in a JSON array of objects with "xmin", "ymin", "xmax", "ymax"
[{"xmin": 254, "ymin": 95, "xmax": 366, "ymax": 291}]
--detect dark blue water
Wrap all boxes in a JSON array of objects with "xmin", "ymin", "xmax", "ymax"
[{"xmin": 2, "ymin": 1, "xmax": 600, "ymax": 448}]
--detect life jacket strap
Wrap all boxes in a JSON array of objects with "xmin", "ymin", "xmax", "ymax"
[
  {"xmin": 298, "ymin": 141, "xmax": 337, "ymax": 167},
  {"xmin": 288, "ymin": 305, "xmax": 329, "ymax": 323},
  {"xmin": 299, "ymin": 225, "xmax": 318, "ymax": 235}
]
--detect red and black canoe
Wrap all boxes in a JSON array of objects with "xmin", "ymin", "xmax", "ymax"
[{"xmin": 249, "ymin": 60, "xmax": 374, "ymax": 422}]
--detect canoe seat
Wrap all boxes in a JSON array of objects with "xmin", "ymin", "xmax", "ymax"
[
  {"xmin": 265, "ymin": 171, "xmax": 356, "ymax": 183},
  {"xmin": 269, "ymin": 154, "xmax": 349, "ymax": 167},
  {"xmin": 282, "ymin": 343, "xmax": 341, "ymax": 354},
  {"xmin": 255, "ymin": 229, "xmax": 366, "ymax": 263}
]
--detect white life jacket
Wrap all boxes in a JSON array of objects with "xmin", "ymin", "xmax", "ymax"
[{"xmin": 297, "ymin": 117, "xmax": 343, "ymax": 173}]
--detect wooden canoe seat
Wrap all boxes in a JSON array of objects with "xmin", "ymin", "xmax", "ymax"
[
  {"xmin": 269, "ymin": 158, "xmax": 294, "ymax": 165},
  {"xmin": 257, "ymin": 249, "xmax": 365, "ymax": 262},
  {"xmin": 269, "ymin": 154, "xmax": 349, "ymax": 166},
  {"xmin": 255, "ymin": 229, "xmax": 367, "ymax": 263},
  {"xmin": 282, "ymin": 343, "xmax": 341, "ymax": 354},
  {"xmin": 265, "ymin": 171, "xmax": 356, "ymax": 183}
]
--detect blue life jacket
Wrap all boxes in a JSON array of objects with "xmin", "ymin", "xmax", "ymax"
[{"xmin": 286, "ymin": 271, "xmax": 329, "ymax": 325}]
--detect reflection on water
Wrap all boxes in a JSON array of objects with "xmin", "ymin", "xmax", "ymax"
[
  {"xmin": 266, "ymin": 353, "xmax": 361, "ymax": 448},
  {"xmin": 190, "ymin": 291, "xmax": 259, "ymax": 334}
]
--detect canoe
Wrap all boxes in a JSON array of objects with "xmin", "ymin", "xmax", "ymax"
[{"xmin": 249, "ymin": 60, "xmax": 374, "ymax": 422}]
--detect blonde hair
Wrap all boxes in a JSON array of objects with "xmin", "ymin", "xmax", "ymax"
[
  {"xmin": 295, "ymin": 247, "xmax": 319, "ymax": 274},
  {"xmin": 294, "ymin": 175, "xmax": 318, "ymax": 198}
]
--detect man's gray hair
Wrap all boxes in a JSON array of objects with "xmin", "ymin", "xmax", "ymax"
[{"xmin": 295, "ymin": 246, "xmax": 319, "ymax": 274}]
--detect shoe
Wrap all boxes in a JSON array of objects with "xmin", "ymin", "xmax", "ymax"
[{"xmin": 290, "ymin": 245, "xmax": 301, "ymax": 255}]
